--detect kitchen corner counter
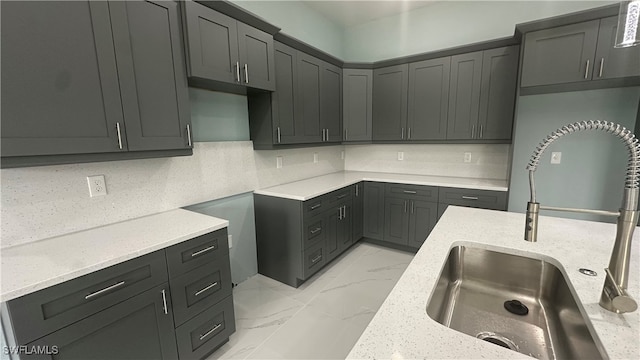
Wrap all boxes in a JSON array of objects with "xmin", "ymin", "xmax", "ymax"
[
  {"xmin": 0, "ymin": 209, "xmax": 228, "ymax": 302},
  {"xmin": 254, "ymin": 171, "xmax": 508, "ymax": 201},
  {"xmin": 347, "ymin": 206, "xmax": 639, "ymax": 359}
]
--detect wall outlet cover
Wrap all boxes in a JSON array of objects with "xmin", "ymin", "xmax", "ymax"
[
  {"xmin": 464, "ymin": 152, "xmax": 472, "ymax": 163},
  {"xmin": 313, "ymin": 153, "xmax": 319, "ymax": 163},
  {"xmin": 276, "ymin": 156, "xmax": 283, "ymax": 169},
  {"xmin": 87, "ymin": 175, "xmax": 107, "ymax": 197},
  {"xmin": 397, "ymin": 152, "xmax": 404, "ymax": 161}
]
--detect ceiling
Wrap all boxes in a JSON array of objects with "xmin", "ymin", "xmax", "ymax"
[{"xmin": 303, "ymin": 1, "xmax": 439, "ymax": 28}]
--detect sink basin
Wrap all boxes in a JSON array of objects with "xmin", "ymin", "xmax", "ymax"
[{"xmin": 426, "ymin": 245, "xmax": 606, "ymax": 360}]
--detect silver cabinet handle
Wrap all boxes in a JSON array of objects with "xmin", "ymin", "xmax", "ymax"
[
  {"xmin": 408, "ymin": 127, "xmax": 412, "ymax": 140},
  {"xmin": 195, "ymin": 282, "xmax": 218, "ymax": 297},
  {"xmin": 277, "ymin": 127, "xmax": 281, "ymax": 143},
  {"xmin": 598, "ymin": 58, "xmax": 604, "ymax": 77},
  {"xmin": 310, "ymin": 203, "xmax": 322, "ymax": 210},
  {"xmin": 337, "ymin": 194, "xmax": 347, "ymax": 200},
  {"xmin": 235, "ymin": 61, "xmax": 240, "ymax": 82},
  {"xmin": 191, "ymin": 244, "xmax": 216, "ymax": 257},
  {"xmin": 355, "ymin": 184, "xmax": 359, "ymax": 197},
  {"xmin": 161, "ymin": 289, "xmax": 168, "ymax": 315},
  {"xmin": 116, "ymin": 122, "xmax": 123, "ymax": 150},
  {"xmin": 462, "ymin": 196, "xmax": 479, "ymax": 200},
  {"xmin": 311, "ymin": 254, "xmax": 322, "ymax": 263},
  {"xmin": 403, "ymin": 190, "xmax": 417, "ymax": 194},
  {"xmin": 186, "ymin": 124, "xmax": 193, "ymax": 147},
  {"xmin": 85, "ymin": 281, "xmax": 125, "ymax": 300},
  {"xmin": 338, "ymin": 207, "xmax": 342, "ymax": 220},
  {"xmin": 244, "ymin": 63, "xmax": 249, "ymax": 84},
  {"xmin": 479, "ymin": 124, "xmax": 483, "ymax": 139},
  {"xmin": 401, "ymin": 128, "xmax": 405, "ymax": 140},
  {"xmin": 343, "ymin": 205, "xmax": 347, "ymax": 219},
  {"xmin": 471, "ymin": 124, "xmax": 476, "ymax": 139},
  {"xmin": 584, "ymin": 59, "xmax": 590, "ymax": 79},
  {"xmin": 344, "ymin": 129, "xmax": 348, "ymax": 141},
  {"xmin": 411, "ymin": 201, "xmax": 414, "ymax": 214},
  {"xmin": 310, "ymin": 227, "xmax": 321, "ymax": 234},
  {"xmin": 199, "ymin": 323, "xmax": 222, "ymax": 341},
  {"xmin": 326, "ymin": 128, "xmax": 329, "ymax": 141},
  {"xmin": 404, "ymin": 200, "xmax": 408, "ymax": 213}
]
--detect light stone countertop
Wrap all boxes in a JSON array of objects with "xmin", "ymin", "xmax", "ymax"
[
  {"xmin": 253, "ymin": 171, "xmax": 508, "ymax": 201},
  {"xmin": 0, "ymin": 209, "xmax": 228, "ymax": 302},
  {"xmin": 347, "ymin": 206, "xmax": 639, "ymax": 360}
]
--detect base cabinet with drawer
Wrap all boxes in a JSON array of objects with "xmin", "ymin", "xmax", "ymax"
[{"xmin": 1, "ymin": 228, "xmax": 235, "ymax": 360}]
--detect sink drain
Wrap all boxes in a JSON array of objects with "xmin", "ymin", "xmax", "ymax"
[{"xmin": 476, "ymin": 332, "xmax": 519, "ymax": 352}]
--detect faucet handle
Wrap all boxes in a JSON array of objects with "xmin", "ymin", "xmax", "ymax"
[{"xmin": 525, "ymin": 202, "xmax": 540, "ymax": 242}]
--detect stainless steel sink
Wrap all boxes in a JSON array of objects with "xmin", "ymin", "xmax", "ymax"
[{"xmin": 426, "ymin": 245, "xmax": 606, "ymax": 360}]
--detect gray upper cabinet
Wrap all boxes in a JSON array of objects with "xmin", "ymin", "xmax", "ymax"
[
  {"xmin": 447, "ymin": 51, "xmax": 483, "ymax": 140},
  {"xmin": 592, "ymin": 16, "xmax": 640, "ymax": 80},
  {"xmin": 407, "ymin": 57, "xmax": 451, "ymax": 140},
  {"xmin": 296, "ymin": 52, "xmax": 323, "ymax": 143},
  {"xmin": 1, "ymin": 1, "xmax": 124, "ymax": 157},
  {"xmin": 270, "ymin": 42, "xmax": 299, "ymax": 144},
  {"xmin": 183, "ymin": 1, "xmax": 275, "ymax": 91},
  {"xmin": 321, "ymin": 62, "xmax": 343, "ymax": 143},
  {"xmin": 343, "ymin": 69, "xmax": 373, "ymax": 142},
  {"xmin": 373, "ymin": 64, "xmax": 409, "ymax": 141},
  {"xmin": 521, "ymin": 20, "xmax": 600, "ymax": 87},
  {"xmin": 478, "ymin": 45, "xmax": 519, "ymax": 140},
  {"xmin": 110, "ymin": 0, "xmax": 191, "ymax": 152},
  {"xmin": 1, "ymin": 0, "xmax": 192, "ymax": 163}
]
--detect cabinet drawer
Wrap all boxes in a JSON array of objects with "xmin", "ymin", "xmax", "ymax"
[
  {"xmin": 302, "ymin": 240, "xmax": 326, "ymax": 280},
  {"xmin": 325, "ymin": 186, "xmax": 353, "ymax": 207},
  {"xmin": 170, "ymin": 258, "xmax": 232, "ymax": 327},
  {"xmin": 176, "ymin": 295, "xmax": 235, "ymax": 360},
  {"xmin": 303, "ymin": 196, "xmax": 327, "ymax": 217},
  {"xmin": 166, "ymin": 228, "xmax": 228, "ymax": 278},
  {"xmin": 303, "ymin": 214, "xmax": 325, "ymax": 249},
  {"xmin": 438, "ymin": 187, "xmax": 507, "ymax": 210},
  {"xmin": 385, "ymin": 183, "xmax": 438, "ymax": 201},
  {"xmin": 6, "ymin": 250, "xmax": 168, "ymax": 345}
]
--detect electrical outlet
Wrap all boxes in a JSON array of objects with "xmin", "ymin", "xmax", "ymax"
[
  {"xmin": 313, "ymin": 153, "xmax": 319, "ymax": 163},
  {"xmin": 276, "ymin": 156, "xmax": 283, "ymax": 169},
  {"xmin": 551, "ymin": 152, "xmax": 562, "ymax": 164},
  {"xmin": 397, "ymin": 151, "xmax": 404, "ymax": 161},
  {"xmin": 228, "ymin": 235, "xmax": 233, "ymax": 248},
  {"xmin": 464, "ymin": 152, "xmax": 472, "ymax": 163},
  {"xmin": 87, "ymin": 175, "xmax": 107, "ymax": 197}
]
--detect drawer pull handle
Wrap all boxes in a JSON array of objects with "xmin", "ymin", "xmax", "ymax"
[
  {"xmin": 199, "ymin": 323, "xmax": 222, "ymax": 341},
  {"xmin": 310, "ymin": 227, "xmax": 322, "ymax": 234},
  {"xmin": 336, "ymin": 194, "xmax": 347, "ymax": 199},
  {"xmin": 311, "ymin": 254, "xmax": 322, "ymax": 263},
  {"xmin": 161, "ymin": 289, "xmax": 168, "ymax": 315},
  {"xmin": 85, "ymin": 281, "xmax": 125, "ymax": 300},
  {"xmin": 191, "ymin": 244, "xmax": 217, "ymax": 257},
  {"xmin": 462, "ymin": 196, "xmax": 479, "ymax": 200},
  {"xmin": 195, "ymin": 282, "xmax": 219, "ymax": 297},
  {"xmin": 403, "ymin": 190, "xmax": 417, "ymax": 194},
  {"xmin": 310, "ymin": 204, "xmax": 322, "ymax": 210}
]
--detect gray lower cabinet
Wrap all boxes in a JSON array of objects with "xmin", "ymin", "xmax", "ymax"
[
  {"xmin": 447, "ymin": 51, "xmax": 483, "ymax": 140},
  {"xmin": 2, "ymin": 228, "xmax": 234, "ymax": 360},
  {"xmin": 437, "ymin": 187, "xmax": 508, "ymax": 219},
  {"xmin": 407, "ymin": 57, "xmax": 451, "ymax": 140},
  {"xmin": 372, "ymin": 64, "xmax": 409, "ymax": 141},
  {"xmin": 382, "ymin": 184, "xmax": 439, "ymax": 249},
  {"xmin": 363, "ymin": 182, "xmax": 385, "ymax": 240},
  {"xmin": 408, "ymin": 200, "xmax": 439, "ymax": 248},
  {"xmin": 353, "ymin": 182, "xmax": 364, "ymax": 241},
  {"xmin": 343, "ymin": 69, "xmax": 373, "ymax": 142},
  {"xmin": 182, "ymin": 1, "xmax": 275, "ymax": 91},
  {"xmin": 1, "ymin": 0, "xmax": 192, "ymax": 166},
  {"xmin": 383, "ymin": 197, "xmax": 411, "ymax": 245},
  {"xmin": 254, "ymin": 185, "xmax": 357, "ymax": 287}
]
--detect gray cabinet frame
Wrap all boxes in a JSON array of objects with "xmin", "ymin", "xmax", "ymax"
[{"xmin": 343, "ymin": 69, "xmax": 373, "ymax": 142}]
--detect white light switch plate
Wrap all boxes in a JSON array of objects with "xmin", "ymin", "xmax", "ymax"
[{"xmin": 87, "ymin": 175, "xmax": 107, "ymax": 197}]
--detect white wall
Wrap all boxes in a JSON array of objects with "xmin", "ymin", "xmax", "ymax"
[
  {"xmin": 343, "ymin": 0, "xmax": 616, "ymax": 61},
  {"xmin": 345, "ymin": 144, "xmax": 510, "ymax": 180}
]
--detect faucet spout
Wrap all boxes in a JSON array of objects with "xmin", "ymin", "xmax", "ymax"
[{"xmin": 523, "ymin": 120, "xmax": 640, "ymax": 314}]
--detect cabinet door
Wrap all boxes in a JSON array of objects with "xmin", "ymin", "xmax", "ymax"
[
  {"xmin": 521, "ymin": 20, "xmax": 599, "ymax": 87},
  {"xmin": 383, "ymin": 197, "xmax": 410, "ymax": 246},
  {"xmin": 237, "ymin": 22, "xmax": 276, "ymax": 91},
  {"xmin": 296, "ymin": 52, "xmax": 323, "ymax": 143},
  {"xmin": 363, "ymin": 182, "xmax": 385, "ymax": 240},
  {"xmin": 372, "ymin": 64, "xmax": 409, "ymax": 141},
  {"xmin": 25, "ymin": 284, "xmax": 177, "ymax": 360},
  {"xmin": 110, "ymin": 0, "xmax": 191, "ymax": 151},
  {"xmin": 408, "ymin": 200, "xmax": 438, "ymax": 249},
  {"xmin": 352, "ymin": 183, "xmax": 364, "ymax": 241},
  {"xmin": 183, "ymin": 1, "xmax": 239, "ymax": 85},
  {"xmin": 338, "ymin": 202, "xmax": 353, "ymax": 252},
  {"xmin": 407, "ymin": 57, "xmax": 450, "ymax": 140},
  {"xmin": 593, "ymin": 16, "xmax": 640, "ymax": 80},
  {"xmin": 1, "ymin": 1, "xmax": 124, "ymax": 157},
  {"xmin": 478, "ymin": 46, "xmax": 519, "ymax": 141},
  {"xmin": 325, "ymin": 207, "xmax": 340, "ymax": 262},
  {"xmin": 447, "ymin": 51, "xmax": 483, "ymax": 140},
  {"xmin": 321, "ymin": 62, "xmax": 343, "ymax": 142},
  {"xmin": 343, "ymin": 69, "xmax": 373, "ymax": 142},
  {"xmin": 271, "ymin": 42, "xmax": 300, "ymax": 144}
]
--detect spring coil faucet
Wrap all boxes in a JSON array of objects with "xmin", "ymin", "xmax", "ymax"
[{"xmin": 524, "ymin": 120, "xmax": 639, "ymax": 314}]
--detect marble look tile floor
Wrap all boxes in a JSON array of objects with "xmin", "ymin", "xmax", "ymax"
[{"xmin": 207, "ymin": 242, "xmax": 414, "ymax": 360}]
